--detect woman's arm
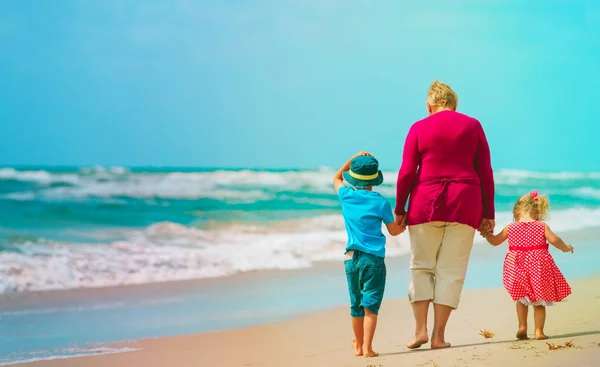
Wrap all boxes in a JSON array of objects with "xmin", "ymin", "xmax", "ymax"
[
  {"xmin": 474, "ymin": 120, "xmax": 495, "ymax": 222},
  {"xmin": 395, "ymin": 125, "xmax": 420, "ymax": 217},
  {"xmin": 483, "ymin": 225, "xmax": 509, "ymax": 246},
  {"xmin": 545, "ymin": 224, "xmax": 574, "ymax": 253}
]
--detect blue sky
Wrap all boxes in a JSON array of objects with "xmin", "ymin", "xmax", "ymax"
[{"xmin": 1, "ymin": 1, "xmax": 599, "ymax": 170}]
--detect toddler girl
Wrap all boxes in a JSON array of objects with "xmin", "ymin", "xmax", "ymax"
[{"xmin": 483, "ymin": 190, "xmax": 573, "ymax": 340}]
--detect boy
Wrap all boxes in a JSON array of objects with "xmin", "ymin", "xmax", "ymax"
[{"xmin": 333, "ymin": 151, "xmax": 405, "ymax": 357}]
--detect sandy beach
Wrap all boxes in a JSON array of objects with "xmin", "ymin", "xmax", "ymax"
[{"xmin": 14, "ymin": 276, "xmax": 599, "ymax": 367}]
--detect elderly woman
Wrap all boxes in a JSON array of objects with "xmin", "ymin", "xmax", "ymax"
[{"xmin": 394, "ymin": 80, "xmax": 495, "ymax": 349}]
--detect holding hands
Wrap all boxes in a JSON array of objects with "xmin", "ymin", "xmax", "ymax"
[
  {"xmin": 393, "ymin": 214, "xmax": 407, "ymax": 235},
  {"xmin": 478, "ymin": 218, "xmax": 495, "ymax": 237}
]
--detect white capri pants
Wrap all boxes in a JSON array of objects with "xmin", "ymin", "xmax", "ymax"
[{"xmin": 408, "ymin": 221, "xmax": 475, "ymax": 309}]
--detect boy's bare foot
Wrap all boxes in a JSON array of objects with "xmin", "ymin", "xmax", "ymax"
[
  {"xmin": 407, "ymin": 332, "xmax": 429, "ymax": 349},
  {"xmin": 363, "ymin": 349, "xmax": 379, "ymax": 358},
  {"xmin": 516, "ymin": 328, "xmax": 528, "ymax": 340},
  {"xmin": 535, "ymin": 331, "xmax": 548, "ymax": 340},
  {"xmin": 352, "ymin": 339, "xmax": 363, "ymax": 356}
]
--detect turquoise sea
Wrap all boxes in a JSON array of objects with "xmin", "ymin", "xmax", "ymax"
[{"xmin": 1, "ymin": 166, "xmax": 600, "ymax": 364}]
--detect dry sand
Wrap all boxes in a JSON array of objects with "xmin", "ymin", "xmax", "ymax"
[{"xmin": 17, "ymin": 277, "xmax": 600, "ymax": 367}]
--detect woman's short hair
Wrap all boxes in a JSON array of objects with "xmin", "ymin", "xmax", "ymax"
[{"xmin": 426, "ymin": 80, "xmax": 458, "ymax": 109}]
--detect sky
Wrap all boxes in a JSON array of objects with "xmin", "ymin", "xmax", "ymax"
[{"xmin": 1, "ymin": 1, "xmax": 599, "ymax": 171}]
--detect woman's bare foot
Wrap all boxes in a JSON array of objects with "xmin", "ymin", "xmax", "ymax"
[
  {"xmin": 535, "ymin": 330, "xmax": 548, "ymax": 340},
  {"xmin": 407, "ymin": 331, "xmax": 429, "ymax": 349},
  {"xmin": 352, "ymin": 339, "xmax": 363, "ymax": 356},
  {"xmin": 516, "ymin": 327, "xmax": 528, "ymax": 340},
  {"xmin": 363, "ymin": 349, "xmax": 379, "ymax": 358},
  {"xmin": 431, "ymin": 336, "xmax": 451, "ymax": 349}
]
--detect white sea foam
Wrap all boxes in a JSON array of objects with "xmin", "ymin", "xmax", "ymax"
[
  {"xmin": 2, "ymin": 167, "xmax": 600, "ymax": 202},
  {"xmin": 571, "ymin": 186, "xmax": 600, "ymax": 199},
  {"xmin": 0, "ymin": 215, "xmax": 410, "ymax": 293},
  {"xmin": 2, "ymin": 206, "xmax": 600, "ymax": 294},
  {"xmin": 0, "ymin": 168, "xmax": 80, "ymax": 185},
  {"xmin": 0, "ymin": 347, "xmax": 139, "ymax": 366},
  {"xmin": 494, "ymin": 169, "xmax": 600, "ymax": 184}
]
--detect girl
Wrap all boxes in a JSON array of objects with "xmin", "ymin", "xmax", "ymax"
[{"xmin": 483, "ymin": 190, "xmax": 573, "ymax": 340}]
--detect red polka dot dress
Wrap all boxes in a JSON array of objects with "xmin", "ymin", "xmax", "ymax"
[{"xmin": 503, "ymin": 221, "xmax": 571, "ymax": 306}]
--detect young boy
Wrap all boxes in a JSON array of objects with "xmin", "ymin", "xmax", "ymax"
[{"xmin": 333, "ymin": 151, "xmax": 405, "ymax": 358}]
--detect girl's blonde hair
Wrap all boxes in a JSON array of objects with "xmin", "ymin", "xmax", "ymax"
[
  {"xmin": 513, "ymin": 190, "xmax": 550, "ymax": 221},
  {"xmin": 426, "ymin": 80, "xmax": 458, "ymax": 109}
]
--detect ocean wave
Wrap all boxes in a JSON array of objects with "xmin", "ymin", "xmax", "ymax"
[
  {"xmin": 2, "ymin": 206, "xmax": 600, "ymax": 294},
  {"xmin": 2, "ymin": 167, "xmax": 600, "ymax": 202},
  {"xmin": 0, "ymin": 215, "xmax": 411, "ymax": 293},
  {"xmin": 0, "ymin": 168, "xmax": 80, "ymax": 185},
  {"xmin": 570, "ymin": 186, "xmax": 600, "ymax": 199},
  {"xmin": 494, "ymin": 169, "xmax": 600, "ymax": 184}
]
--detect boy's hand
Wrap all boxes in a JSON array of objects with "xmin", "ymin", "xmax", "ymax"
[
  {"xmin": 352, "ymin": 151, "xmax": 373, "ymax": 159},
  {"xmin": 341, "ymin": 152, "xmax": 373, "ymax": 172}
]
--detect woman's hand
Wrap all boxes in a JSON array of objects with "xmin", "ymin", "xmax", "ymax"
[
  {"xmin": 478, "ymin": 218, "xmax": 495, "ymax": 236},
  {"xmin": 394, "ymin": 214, "xmax": 406, "ymax": 226}
]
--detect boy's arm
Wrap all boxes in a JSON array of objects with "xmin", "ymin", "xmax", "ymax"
[
  {"xmin": 333, "ymin": 151, "xmax": 372, "ymax": 193},
  {"xmin": 385, "ymin": 222, "xmax": 404, "ymax": 236},
  {"xmin": 545, "ymin": 224, "xmax": 574, "ymax": 253},
  {"xmin": 382, "ymin": 201, "xmax": 405, "ymax": 236},
  {"xmin": 483, "ymin": 225, "xmax": 509, "ymax": 246}
]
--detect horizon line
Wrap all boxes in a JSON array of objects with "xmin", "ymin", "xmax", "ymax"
[{"xmin": 0, "ymin": 164, "xmax": 598, "ymax": 174}]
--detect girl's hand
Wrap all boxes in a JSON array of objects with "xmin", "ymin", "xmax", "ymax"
[{"xmin": 565, "ymin": 245, "xmax": 574, "ymax": 254}]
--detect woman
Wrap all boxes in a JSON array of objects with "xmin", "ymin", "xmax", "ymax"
[{"xmin": 394, "ymin": 80, "xmax": 495, "ymax": 349}]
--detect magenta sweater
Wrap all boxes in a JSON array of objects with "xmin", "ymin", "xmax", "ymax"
[{"xmin": 395, "ymin": 110, "xmax": 495, "ymax": 229}]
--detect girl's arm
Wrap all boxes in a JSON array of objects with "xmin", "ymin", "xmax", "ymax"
[
  {"xmin": 544, "ymin": 224, "xmax": 574, "ymax": 253},
  {"xmin": 483, "ymin": 225, "xmax": 509, "ymax": 246}
]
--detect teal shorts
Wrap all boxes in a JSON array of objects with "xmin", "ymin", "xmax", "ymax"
[{"xmin": 344, "ymin": 250, "xmax": 386, "ymax": 317}]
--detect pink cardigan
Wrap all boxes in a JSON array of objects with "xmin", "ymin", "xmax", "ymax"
[{"xmin": 395, "ymin": 110, "xmax": 495, "ymax": 229}]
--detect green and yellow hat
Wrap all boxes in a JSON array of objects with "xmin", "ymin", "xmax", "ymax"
[{"xmin": 342, "ymin": 155, "xmax": 384, "ymax": 188}]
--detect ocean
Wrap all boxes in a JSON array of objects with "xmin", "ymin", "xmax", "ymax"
[
  {"xmin": 1, "ymin": 166, "xmax": 600, "ymax": 364},
  {"xmin": 1, "ymin": 166, "xmax": 600, "ymax": 294}
]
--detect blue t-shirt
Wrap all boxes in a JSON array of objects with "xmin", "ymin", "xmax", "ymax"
[{"xmin": 338, "ymin": 186, "xmax": 394, "ymax": 258}]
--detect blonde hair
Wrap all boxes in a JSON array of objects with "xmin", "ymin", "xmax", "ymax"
[
  {"xmin": 426, "ymin": 80, "xmax": 458, "ymax": 109},
  {"xmin": 513, "ymin": 191, "xmax": 550, "ymax": 221}
]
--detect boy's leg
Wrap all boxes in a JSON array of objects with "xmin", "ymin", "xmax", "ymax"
[
  {"xmin": 516, "ymin": 302, "xmax": 528, "ymax": 340},
  {"xmin": 533, "ymin": 305, "xmax": 548, "ymax": 340},
  {"xmin": 358, "ymin": 254, "xmax": 386, "ymax": 357},
  {"xmin": 363, "ymin": 308, "xmax": 378, "ymax": 357},
  {"xmin": 351, "ymin": 318, "xmax": 364, "ymax": 356},
  {"xmin": 346, "ymin": 254, "xmax": 365, "ymax": 355}
]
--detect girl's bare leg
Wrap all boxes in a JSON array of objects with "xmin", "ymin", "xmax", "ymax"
[
  {"xmin": 533, "ymin": 305, "xmax": 548, "ymax": 340},
  {"xmin": 516, "ymin": 302, "xmax": 529, "ymax": 340}
]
